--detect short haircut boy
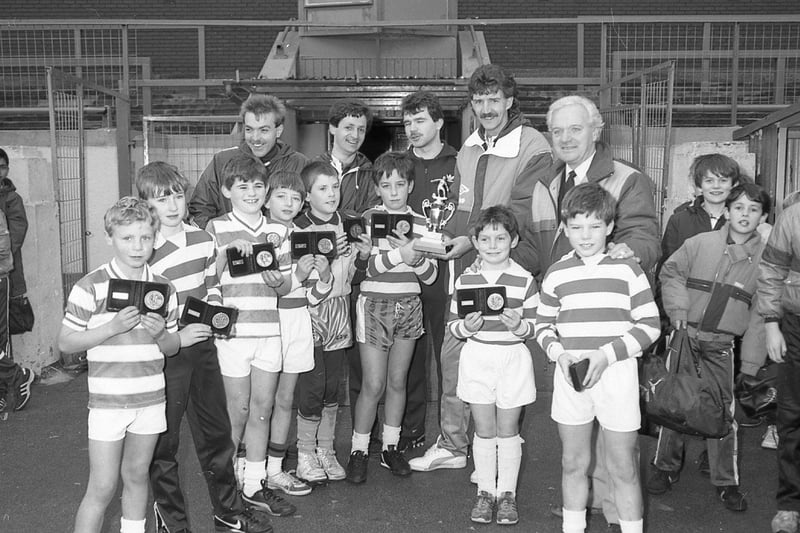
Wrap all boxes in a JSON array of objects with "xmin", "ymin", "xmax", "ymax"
[
  {"xmin": 470, "ymin": 205, "xmax": 519, "ymax": 240},
  {"xmin": 268, "ymin": 170, "xmax": 306, "ymax": 202},
  {"xmin": 401, "ymin": 91, "xmax": 444, "ymax": 122},
  {"xmin": 240, "ymin": 93, "xmax": 286, "ymax": 126},
  {"xmin": 560, "ymin": 182, "xmax": 616, "ymax": 225},
  {"xmin": 300, "ymin": 160, "xmax": 338, "ymax": 193},
  {"xmin": 691, "ymin": 153, "xmax": 743, "ymax": 188},
  {"xmin": 0, "ymin": 148, "xmax": 8, "ymax": 166},
  {"xmin": 372, "ymin": 151, "xmax": 415, "ymax": 186},
  {"xmin": 220, "ymin": 155, "xmax": 268, "ymax": 190},
  {"xmin": 104, "ymin": 196, "xmax": 159, "ymax": 236},
  {"xmin": 136, "ymin": 161, "xmax": 190, "ymax": 200},
  {"xmin": 327, "ymin": 99, "xmax": 372, "ymax": 130},
  {"xmin": 468, "ymin": 64, "xmax": 517, "ymax": 100},
  {"xmin": 726, "ymin": 182, "xmax": 771, "ymax": 217}
]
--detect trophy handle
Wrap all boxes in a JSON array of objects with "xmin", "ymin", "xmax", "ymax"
[
  {"xmin": 441, "ymin": 202, "xmax": 456, "ymax": 227},
  {"xmin": 421, "ymin": 199, "xmax": 431, "ymax": 219}
]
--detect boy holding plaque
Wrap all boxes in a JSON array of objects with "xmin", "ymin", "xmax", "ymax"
[
  {"xmin": 448, "ymin": 205, "xmax": 538, "ymax": 526},
  {"xmin": 535, "ymin": 183, "xmax": 660, "ymax": 533},
  {"xmin": 262, "ymin": 169, "xmax": 332, "ymax": 496},
  {"xmin": 205, "ymin": 156, "xmax": 297, "ymax": 518},
  {"xmin": 136, "ymin": 162, "xmax": 272, "ymax": 533},
  {"xmin": 293, "ymin": 161, "xmax": 371, "ymax": 484},
  {"xmin": 345, "ymin": 151, "xmax": 438, "ymax": 484},
  {"xmin": 58, "ymin": 197, "xmax": 181, "ymax": 533}
]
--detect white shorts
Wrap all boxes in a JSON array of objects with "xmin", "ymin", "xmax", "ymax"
[
  {"xmin": 551, "ymin": 356, "xmax": 640, "ymax": 433},
  {"xmin": 279, "ymin": 307, "xmax": 315, "ymax": 374},
  {"xmin": 87, "ymin": 403, "xmax": 166, "ymax": 442},
  {"xmin": 215, "ymin": 336, "xmax": 283, "ymax": 377},
  {"xmin": 456, "ymin": 341, "xmax": 536, "ymax": 409}
]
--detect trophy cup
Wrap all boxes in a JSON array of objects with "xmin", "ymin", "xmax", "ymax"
[{"xmin": 413, "ymin": 195, "xmax": 456, "ymax": 255}]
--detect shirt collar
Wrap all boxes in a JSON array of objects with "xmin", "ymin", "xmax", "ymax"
[{"xmin": 567, "ymin": 151, "xmax": 596, "ymax": 185}]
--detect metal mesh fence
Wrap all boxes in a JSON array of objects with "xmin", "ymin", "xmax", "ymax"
[{"xmin": 143, "ymin": 116, "xmax": 241, "ymax": 188}]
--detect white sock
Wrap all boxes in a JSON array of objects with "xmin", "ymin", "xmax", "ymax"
[
  {"xmin": 619, "ymin": 518, "xmax": 644, "ymax": 533},
  {"xmin": 351, "ymin": 431, "xmax": 370, "ymax": 453},
  {"xmin": 382, "ymin": 424, "xmax": 401, "ymax": 450},
  {"xmin": 562, "ymin": 508, "xmax": 587, "ymax": 533},
  {"xmin": 243, "ymin": 459, "xmax": 266, "ymax": 497},
  {"xmin": 472, "ymin": 434, "xmax": 497, "ymax": 497},
  {"xmin": 266, "ymin": 455, "xmax": 283, "ymax": 478},
  {"xmin": 120, "ymin": 517, "xmax": 145, "ymax": 533},
  {"xmin": 496, "ymin": 434, "xmax": 522, "ymax": 495}
]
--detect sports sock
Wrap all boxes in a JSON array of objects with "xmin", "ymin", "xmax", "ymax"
[
  {"xmin": 619, "ymin": 518, "xmax": 644, "ymax": 533},
  {"xmin": 119, "ymin": 517, "xmax": 145, "ymax": 533},
  {"xmin": 472, "ymin": 434, "xmax": 498, "ymax": 497},
  {"xmin": 351, "ymin": 430, "xmax": 370, "ymax": 453},
  {"xmin": 318, "ymin": 404, "xmax": 338, "ymax": 450},
  {"xmin": 382, "ymin": 424, "xmax": 401, "ymax": 451},
  {"xmin": 496, "ymin": 434, "xmax": 522, "ymax": 495},
  {"xmin": 243, "ymin": 459, "xmax": 266, "ymax": 497},
  {"xmin": 562, "ymin": 508, "xmax": 586, "ymax": 533},
  {"xmin": 266, "ymin": 441, "xmax": 287, "ymax": 477},
  {"xmin": 296, "ymin": 414, "xmax": 320, "ymax": 455}
]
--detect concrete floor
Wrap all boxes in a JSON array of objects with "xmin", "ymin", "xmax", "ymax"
[{"xmin": 0, "ymin": 370, "xmax": 779, "ymax": 533}]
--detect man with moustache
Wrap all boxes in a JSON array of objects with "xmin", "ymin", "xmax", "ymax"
[
  {"xmin": 410, "ymin": 64, "xmax": 552, "ymax": 472},
  {"xmin": 189, "ymin": 93, "xmax": 308, "ymax": 229},
  {"xmin": 398, "ymin": 90, "xmax": 458, "ymax": 452},
  {"xmin": 517, "ymin": 94, "xmax": 660, "ymax": 532}
]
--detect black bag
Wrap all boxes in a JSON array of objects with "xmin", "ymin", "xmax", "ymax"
[
  {"xmin": 9, "ymin": 295, "xmax": 34, "ymax": 334},
  {"xmin": 735, "ymin": 361, "xmax": 778, "ymax": 419},
  {"xmin": 641, "ymin": 328, "xmax": 732, "ymax": 438}
]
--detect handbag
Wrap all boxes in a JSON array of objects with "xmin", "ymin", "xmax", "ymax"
[
  {"xmin": 641, "ymin": 328, "xmax": 732, "ymax": 438},
  {"xmin": 735, "ymin": 361, "xmax": 778, "ymax": 420},
  {"xmin": 9, "ymin": 295, "xmax": 34, "ymax": 334}
]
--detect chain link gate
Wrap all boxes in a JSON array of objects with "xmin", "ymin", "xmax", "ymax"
[{"xmin": 597, "ymin": 61, "xmax": 675, "ymax": 231}]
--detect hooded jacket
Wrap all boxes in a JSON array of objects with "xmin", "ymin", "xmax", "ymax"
[
  {"xmin": 452, "ymin": 110, "xmax": 552, "ymax": 275},
  {"xmin": 314, "ymin": 151, "xmax": 379, "ymax": 218},
  {"xmin": 514, "ymin": 142, "xmax": 660, "ymax": 282},
  {"xmin": 188, "ymin": 140, "xmax": 308, "ymax": 229},
  {"xmin": 0, "ymin": 178, "xmax": 28, "ymax": 296}
]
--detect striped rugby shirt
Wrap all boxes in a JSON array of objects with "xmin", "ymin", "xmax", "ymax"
[
  {"xmin": 62, "ymin": 260, "xmax": 179, "ymax": 409},
  {"xmin": 294, "ymin": 211, "xmax": 366, "ymax": 299},
  {"xmin": 148, "ymin": 222, "xmax": 221, "ymax": 317},
  {"xmin": 448, "ymin": 259, "xmax": 538, "ymax": 345},
  {"xmin": 361, "ymin": 205, "xmax": 438, "ymax": 298},
  {"xmin": 278, "ymin": 222, "xmax": 333, "ymax": 310},
  {"xmin": 206, "ymin": 211, "xmax": 291, "ymax": 338},
  {"xmin": 535, "ymin": 251, "xmax": 660, "ymax": 366}
]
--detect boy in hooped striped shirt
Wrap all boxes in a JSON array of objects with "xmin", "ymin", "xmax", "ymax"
[
  {"xmin": 449, "ymin": 205, "xmax": 539, "ymax": 526},
  {"xmin": 535, "ymin": 183, "xmax": 660, "ymax": 533},
  {"xmin": 204, "ymin": 155, "xmax": 296, "ymax": 518},
  {"xmin": 58, "ymin": 197, "xmax": 180, "ymax": 533},
  {"xmin": 136, "ymin": 162, "xmax": 272, "ymax": 533},
  {"xmin": 346, "ymin": 151, "xmax": 438, "ymax": 484}
]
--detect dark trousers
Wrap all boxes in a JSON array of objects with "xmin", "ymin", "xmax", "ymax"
[
  {"xmin": 654, "ymin": 337, "xmax": 739, "ymax": 487},
  {"xmin": 297, "ymin": 346, "xmax": 344, "ymax": 419},
  {"xmin": 0, "ymin": 276, "xmax": 21, "ymax": 396},
  {"xmin": 401, "ymin": 269, "xmax": 447, "ymax": 439},
  {"xmin": 777, "ymin": 313, "xmax": 800, "ymax": 512},
  {"xmin": 149, "ymin": 338, "xmax": 243, "ymax": 531}
]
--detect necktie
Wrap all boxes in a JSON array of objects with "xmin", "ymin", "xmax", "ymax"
[{"xmin": 558, "ymin": 170, "xmax": 576, "ymax": 214}]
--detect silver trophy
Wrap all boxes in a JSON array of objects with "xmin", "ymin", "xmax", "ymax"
[{"xmin": 413, "ymin": 193, "xmax": 456, "ymax": 255}]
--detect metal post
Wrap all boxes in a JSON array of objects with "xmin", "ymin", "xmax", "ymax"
[
  {"xmin": 198, "ymin": 26, "xmax": 207, "ymax": 100},
  {"xmin": 577, "ymin": 23, "xmax": 584, "ymax": 92},
  {"xmin": 731, "ymin": 23, "xmax": 740, "ymax": 125},
  {"xmin": 46, "ymin": 68, "xmax": 60, "ymax": 199}
]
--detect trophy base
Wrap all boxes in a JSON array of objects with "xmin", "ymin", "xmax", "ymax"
[{"xmin": 413, "ymin": 236, "xmax": 448, "ymax": 255}]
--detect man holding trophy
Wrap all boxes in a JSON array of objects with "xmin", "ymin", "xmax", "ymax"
[{"xmin": 399, "ymin": 91, "xmax": 459, "ymax": 452}]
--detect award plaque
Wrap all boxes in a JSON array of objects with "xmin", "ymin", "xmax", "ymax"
[
  {"xmin": 370, "ymin": 213, "xmax": 413, "ymax": 240},
  {"xmin": 106, "ymin": 279, "xmax": 170, "ymax": 317},
  {"xmin": 291, "ymin": 231, "xmax": 337, "ymax": 260},
  {"xmin": 456, "ymin": 286, "xmax": 507, "ymax": 318},
  {"xmin": 227, "ymin": 242, "xmax": 278, "ymax": 277},
  {"xmin": 181, "ymin": 296, "xmax": 237, "ymax": 337},
  {"xmin": 413, "ymin": 196, "xmax": 456, "ymax": 255},
  {"xmin": 343, "ymin": 217, "xmax": 366, "ymax": 243}
]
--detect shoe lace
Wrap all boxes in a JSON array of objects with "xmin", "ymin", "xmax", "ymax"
[
  {"xmin": 238, "ymin": 507, "xmax": 267, "ymax": 525},
  {"xmin": 498, "ymin": 495, "xmax": 517, "ymax": 514}
]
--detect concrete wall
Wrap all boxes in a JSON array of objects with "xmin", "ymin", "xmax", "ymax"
[{"xmin": 0, "ymin": 130, "xmax": 120, "ymax": 371}]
